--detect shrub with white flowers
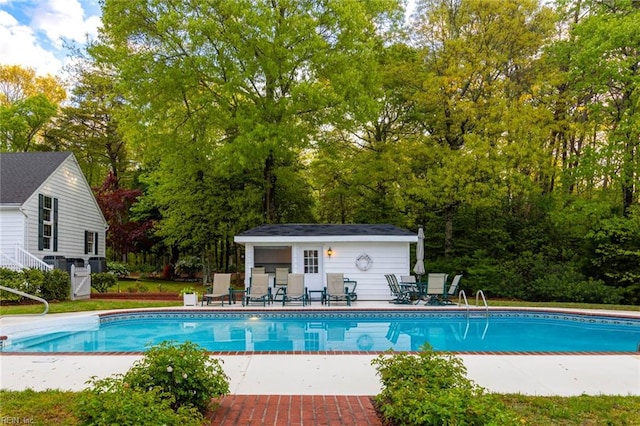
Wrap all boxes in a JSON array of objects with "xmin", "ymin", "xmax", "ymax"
[{"xmin": 124, "ymin": 340, "xmax": 230, "ymax": 414}]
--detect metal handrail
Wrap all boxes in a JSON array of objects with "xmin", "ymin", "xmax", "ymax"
[
  {"xmin": 475, "ymin": 290, "xmax": 488, "ymax": 315},
  {"xmin": 458, "ymin": 289, "xmax": 469, "ymax": 316},
  {"xmin": 0, "ymin": 284, "xmax": 49, "ymax": 315}
]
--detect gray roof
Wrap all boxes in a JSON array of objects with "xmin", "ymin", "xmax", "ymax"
[
  {"xmin": 237, "ymin": 224, "xmax": 416, "ymax": 237},
  {"xmin": 0, "ymin": 152, "xmax": 73, "ymax": 204}
]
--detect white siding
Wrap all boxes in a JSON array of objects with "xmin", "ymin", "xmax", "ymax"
[
  {"xmin": 300, "ymin": 242, "xmax": 410, "ymax": 301},
  {"xmin": 0, "ymin": 209, "xmax": 26, "ymax": 255},
  {"xmin": 22, "ymin": 155, "xmax": 107, "ymax": 262}
]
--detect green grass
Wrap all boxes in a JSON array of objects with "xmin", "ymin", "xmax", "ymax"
[
  {"xmin": 0, "ymin": 299, "xmax": 182, "ymax": 315},
  {"xmin": 1, "ymin": 390, "xmax": 638, "ymax": 425}
]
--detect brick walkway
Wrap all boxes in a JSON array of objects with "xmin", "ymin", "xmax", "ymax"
[{"xmin": 207, "ymin": 395, "xmax": 382, "ymax": 426}]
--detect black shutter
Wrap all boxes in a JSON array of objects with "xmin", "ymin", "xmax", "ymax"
[
  {"xmin": 53, "ymin": 198, "xmax": 58, "ymax": 251},
  {"xmin": 38, "ymin": 194, "xmax": 44, "ymax": 250},
  {"xmin": 84, "ymin": 231, "xmax": 89, "ymax": 254},
  {"xmin": 94, "ymin": 232, "xmax": 99, "ymax": 255}
]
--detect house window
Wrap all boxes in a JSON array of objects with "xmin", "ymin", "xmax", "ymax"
[
  {"xmin": 39, "ymin": 194, "xmax": 57, "ymax": 251},
  {"xmin": 85, "ymin": 231, "xmax": 98, "ymax": 255},
  {"xmin": 303, "ymin": 249, "xmax": 319, "ymax": 274}
]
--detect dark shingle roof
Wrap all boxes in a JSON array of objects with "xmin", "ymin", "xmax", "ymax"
[
  {"xmin": 0, "ymin": 152, "xmax": 72, "ymax": 204},
  {"xmin": 237, "ymin": 224, "xmax": 416, "ymax": 237}
]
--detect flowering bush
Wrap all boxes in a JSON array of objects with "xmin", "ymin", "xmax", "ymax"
[
  {"xmin": 124, "ymin": 340, "xmax": 230, "ymax": 414},
  {"xmin": 175, "ymin": 256, "xmax": 202, "ymax": 278}
]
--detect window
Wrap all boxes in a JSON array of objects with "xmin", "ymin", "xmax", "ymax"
[
  {"xmin": 39, "ymin": 194, "xmax": 57, "ymax": 251},
  {"xmin": 303, "ymin": 249, "xmax": 318, "ymax": 274},
  {"xmin": 85, "ymin": 231, "xmax": 98, "ymax": 255}
]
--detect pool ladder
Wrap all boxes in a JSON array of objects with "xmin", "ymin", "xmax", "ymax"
[{"xmin": 458, "ymin": 289, "xmax": 488, "ymax": 317}]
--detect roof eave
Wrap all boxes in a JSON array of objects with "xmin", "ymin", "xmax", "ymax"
[{"xmin": 234, "ymin": 235, "xmax": 418, "ymax": 244}]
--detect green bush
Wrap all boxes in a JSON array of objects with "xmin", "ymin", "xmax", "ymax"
[
  {"xmin": 75, "ymin": 376, "xmax": 202, "ymax": 426},
  {"xmin": 124, "ymin": 341, "xmax": 230, "ymax": 414},
  {"xmin": 22, "ymin": 268, "xmax": 45, "ymax": 297},
  {"xmin": 372, "ymin": 345, "xmax": 518, "ymax": 426},
  {"xmin": 107, "ymin": 261, "xmax": 130, "ymax": 278},
  {"xmin": 91, "ymin": 272, "xmax": 117, "ymax": 293},
  {"xmin": 175, "ymin": 256, "xmax": 202, "ymax": 278},
  {"xmin": 0, "ymin": 268, "xmax": 24, "ymax": 302},
  {"xmin": 41, "ymin": 268, "xmax": 70, "ymax": 301}
]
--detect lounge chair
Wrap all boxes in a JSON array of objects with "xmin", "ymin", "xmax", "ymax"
[
  {"xmin": 425, "ymin": 273, "xmax": 448, "ymax": 305},
  {"xmin": 384, "ymin": 274, "xmax": 412, "ymax": 304},
  {"xmin": 442, "ymin": 274, "xmax": 462, "ymax": 304},
  {"xmin": 283, "ymin": 273, "xmax": 307, "ymax": 306},
  {"xmin": 251, "ymin": 266, "xmax": 265, "ymax": 275},
  {"xmin": 325, "ymin": 273, "xmax": 350, "ymax": 306},
  {"xmin": 246, "ymin": 273, "xmax": 271, "ymax": 306},
  {"xmin": 274, "ymin": 267, "xmax": 289, "ymax": 301},
  {"xmin": 202, "ymin": 273, "xmax": 232, "ymax": 306}
]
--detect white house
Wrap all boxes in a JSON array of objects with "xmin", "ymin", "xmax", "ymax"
[
  {"xmin": 0, "ymin": 152, "xmax": 108, "ymax": 271},
  {"xmin": 234, "ymin": 224, "xmax": 418, "ymax": 301}
]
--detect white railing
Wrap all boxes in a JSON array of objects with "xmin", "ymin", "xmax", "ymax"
[
  {"xmin": 0, "ymin": 251, "xmax": 22, "ymax": 271},
  {"xmin": 15, "ymin": 246, "xmax": 52, "ymax": 271}
]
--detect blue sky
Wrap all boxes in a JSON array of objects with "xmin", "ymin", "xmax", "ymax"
[{"xmin": 0, "ymin": 0, "xmax": 101, "ymax": 77}]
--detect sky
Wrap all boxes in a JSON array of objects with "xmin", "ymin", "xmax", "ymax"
[{"xmin": 0, "ymin": 0, "xmax": 101, "ymax": 77}]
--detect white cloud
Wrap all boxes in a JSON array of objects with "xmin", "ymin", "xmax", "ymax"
[
  {"xmin": 0, "ymin": 0, "xmax": 101, "ymax": 77},
  {"xmin": 31, "ymin": 0, "xmax": 100, "ymax": 48},
  {"xmin": 0, "ymin": 10, "xmax": 62, "ymax": 76}
]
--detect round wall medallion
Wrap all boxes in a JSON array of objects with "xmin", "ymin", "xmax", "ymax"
[{"xmin": 355, "ymin": 253, "xmax": 372, "ymax": 271}]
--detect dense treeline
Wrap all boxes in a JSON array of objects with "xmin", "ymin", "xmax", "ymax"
[{"xmin": 0, "ymin": 0, "xmax": 638, "ymax": 303}]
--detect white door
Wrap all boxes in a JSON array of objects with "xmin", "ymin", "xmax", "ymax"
[{"xmin": 298, "ymin": 247, "xmax": 323, "ymax": 291}]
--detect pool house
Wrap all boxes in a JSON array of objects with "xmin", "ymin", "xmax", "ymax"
[{"xmin": 234, "ymin": 224, "xmax": 418, "ymax": 301}]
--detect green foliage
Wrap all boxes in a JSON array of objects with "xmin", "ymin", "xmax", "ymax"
[
  {"xmin": 75, "ymin": 376, "xmax": 202, "ymax": 426},
  {"xmin": 123, "ymin": 341, "xmax": 230, "ymax": 414},
  {"xmin": 41, "ymin": 268, "xmax": 70, "ymax": 301},
  {"xmin": 372, "ymin": 345, "xmax": 519, "ymax": 425},
  {"xmin": 174, "ymin": 256, "xmax": 202, "ymax": 278},
  {"xmin": 107, "ymin": 261, "xmax": 130, "ymax": 278},
  {"xmin": 0, "ymin": 268, "xmax": 69, "ymax": 302},
  {"xmin": 0, "ymin": 268, "xmax": 26, "ymax": 302},
  {"xmin": 91, "ymin": 272, "xmax": 118, "ymax": 293}
]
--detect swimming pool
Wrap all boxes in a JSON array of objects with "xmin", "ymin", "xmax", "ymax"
[{"xmin": 3, "ymin": 309, "xmax": 639, "ymax": 354}]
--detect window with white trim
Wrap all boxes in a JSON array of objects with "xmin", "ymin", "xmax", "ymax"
[
  {"xmin": 303, "ymin": 249, "xmax": 319, "ymax": 274},
  {"xmin": 85, "ymin": 231, "xmax": 98, "ymax": 255}
]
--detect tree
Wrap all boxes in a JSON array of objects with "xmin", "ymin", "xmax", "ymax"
[
  {"xmin": 0, "ymin": 65, "xmax": 66, "ymax": 151},
  {"xmin": 408, "ymin": 0, "xmax": 556, "ymax": 255},
  {"xmin": 565, "ymin": 0, "xmax": 640, "ymax": 216},
  {"xmin": 91, "ymin": 0, "xmax": 403, "ymax": 226}
]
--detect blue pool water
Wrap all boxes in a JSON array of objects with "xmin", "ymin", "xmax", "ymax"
[{"xmin": 5, "ymin": 310, "xmax": 640, "ymax": 353}]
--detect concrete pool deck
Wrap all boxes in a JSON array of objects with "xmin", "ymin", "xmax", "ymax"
[{"xmin": 1, "ymin": 303, "xmax": 639, "ymax": 396}]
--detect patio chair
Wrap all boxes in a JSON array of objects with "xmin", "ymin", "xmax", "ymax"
[
  {"xmin": 325, "ymin": 273, "xmax": 350, "ymax": 306},
  {"xmin": 274, "ymin": 267, "xmax": 290, "ymax": 301},
  {"xmin": 384, "ymin": 274, "xmax": 412, "ymax": 304},
  {"xmin": 245, "ymin": 273, "xmax": 271, "ymax": 306},
  {"xmin": 425, "ymin": 273, "xmax": 448, "ymax": 305},
  {"xmin": 251, "ymin": 266, "xmax": 265, "ymax": 275},
  {"xmin": 442, "ymin": 274, "xmax": 462, "ymax": 305},
  {"xmin": 202, "ymin": 273, "xmax": 232, "ymax": 306},
  {"xmin": 283, "ymin": 273, "xmax": 307, "ymax": 306}
]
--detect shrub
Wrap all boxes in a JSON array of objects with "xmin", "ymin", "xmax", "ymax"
[
  {"xmin": 124, "ymin": 340, "xmax": 230, "ymax": 414},
  {"xmin": 22, "ymin": 268, "xmax": 45, "ymax": 297},
  {"xmin": 75, "ymin": 375, "xmax": 202, "ymax": 426},
  {"xmin": 41, "ymin": 268, "xmax": 69, "ymax": 301},
  {"xmin": 0, "ymin": 268, "xmax": 25, "ymax": 302},
  {"xmin": 372, "ymin": 345, "xmax": 519, "ymax": 425},
  {"xmin": 107, "ymin": 261, "xmax": 129, "ymax": 278},
  {"xmin": 91, "ymin": 272, "xmax": 117, "ymax": 293},
  {"xmin": 175, "ymin": 256, "xmax": 202, "ymax": 278}
]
